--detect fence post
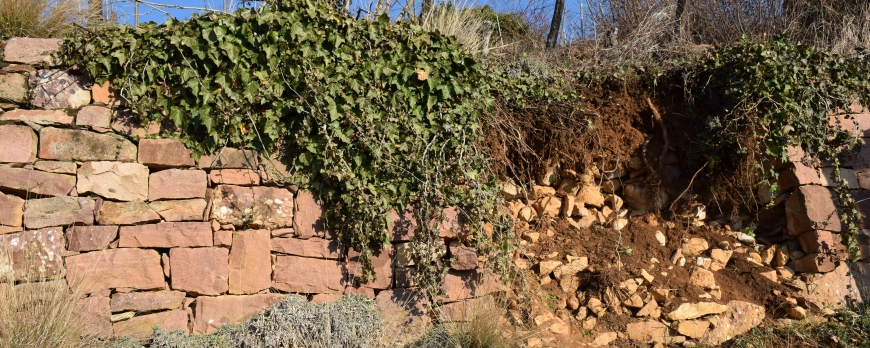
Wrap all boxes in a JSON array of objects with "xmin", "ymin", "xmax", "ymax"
[{"xmin": 134, "ymin": 0, "xmax": 139, "ymax": 27}]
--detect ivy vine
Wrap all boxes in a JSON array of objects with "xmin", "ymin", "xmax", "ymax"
[
  {"xmin": 60, "ymin": 0, "xmax": 513, "ymax": 288},
  {"xmin": 700, "ymin": 37, "xmax": 870, "ymax": 256}
]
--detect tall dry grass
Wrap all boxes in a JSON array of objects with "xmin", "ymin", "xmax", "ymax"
[
  {"xmin": 0, "ymin": 251, "xmax": 103, "ymax": 348},
  {"xmin": 419, "ymin": 0, "xmax": 490, "ymax": 53},
  {"xmin": 0, "ymin": 0, "xmax": 98, "ymax": 40}
]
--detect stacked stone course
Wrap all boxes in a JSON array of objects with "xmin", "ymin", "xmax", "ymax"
[{"xmin": 0, "ymin": 38, "xmax": 494, "ymax": 339}]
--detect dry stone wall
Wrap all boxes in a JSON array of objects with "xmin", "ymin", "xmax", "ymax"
[{"xmin": 0, "ymin": 38, "xmax": 497, "ymax": 339}]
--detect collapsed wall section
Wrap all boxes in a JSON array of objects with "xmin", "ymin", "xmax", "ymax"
[{"xmin": 0, "ymin": 38, "xmax": 497, "ymax": 340}]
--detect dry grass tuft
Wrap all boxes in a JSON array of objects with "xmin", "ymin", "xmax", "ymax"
[
  {"xmin": 0, "ymin": 0, "xmax": 98, "ymax": 40},
  {"xmin": 414, "ymin": 295, "xmax": 526, "ymax": 348},
  {"xmin": 0, "ymin": 252, "xmax": 102, "ymax": 348}
]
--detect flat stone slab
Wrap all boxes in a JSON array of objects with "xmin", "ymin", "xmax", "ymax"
[
  {"xmin": 110, "ymin": 290, "xmax": 186, "ymax": 313},
  {"xmin": 112, "ymin": 309, "xmax": 188, "ymax": 338},
  {"xmin": 0, "ymin": 109, "xmax": 73, "ymax": 127},
  {"xmin": 198, "ymin": 148, "xmax": 258, "ymax": 169},
  {"xmin": 76, "ymin": 106, "xmax": 112, "ymax": 129},
  {"xmin": 33, "ymin": 160, "xmax": 76, "ymax": 174},
  {"xmin": 0, "ymin": 166, "xmax": 75, "ymax": 196},
  {"xmin": 785, "ymin": 185, "xmax": 842, "ymax": 236},
  {"xmin": 270, "ymin": 237, "xmax": 341, "ymax": 259},
  {"xmin": 0, "ymin": 73, "xmax": 26, "ymax": 104},
  {"xmin": 209, "ymin": 169, "xmax": 261, "ymax": 186},
  {"xmin": 66, "ymin": 248, "xmax": 164, "ymax": 295},
  {"xmin": 23, "ymin": 196, "xmax": 94, "ymax": 229},
  {"xmin": 119, "ymin": 222, "xmax": 213, "ymax": 248},
  {"xmin": 3, "ymin": 38, "xmax": 62, "ymax": 65},
  {"xmin": 97, "ymin": 201, "xmax": 160, "ymax": 225},
  {"xmin": 149, "ymin": 199, "xmax": 207, "ymax": 222},
  {"xmin": 39, "ymin": 128, "xmax": 137, "ymax": 162}
]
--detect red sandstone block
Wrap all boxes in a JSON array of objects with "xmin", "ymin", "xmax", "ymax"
[
  {"xmin": 787, "ymin": 253, "xmax": 838, "ymax": 273},
  {"xmin": 785, "ymin": 185, "xmax": 842, "ymax": 237},
  {"xmin": 441, "ymin": 270, "xmax": 502, "ymax": 303},
  {"xmin": 119, "ymin": 222, "xmax": 213, "ymax": 248},
  {"xmin": 192, "ymin": 294, "xmax": 285, "ymax": 334},
  {"xmin": 149, "ymin": 169, "xmax": 207, "ymax": 201},
  {"xmin": 149, "ymin": 199, "xmax": 208, "ymax": 222},
  {"xmin": 170, "ymin": 247, "xmax": 229, "ymax": 296},
  {"xmin": 209, "ymin": 169, "xmax": 261, "ymax": 186},
  {"xmin": 138, "ymin": 139, "xmax": 196, "ymax": 168},
  {"xmin": 67, "ymin": 226, "xmax": 118, "ymax": 252},
  {"xmin": 0, "ymin": 166, "xmax": 75, "ymax": 196},
  {"xmin": 293, "ymin": 191, "xmax": 332, "ymax": 239},
  {"xmin": 0, "ymin": 192, "xmax": 24, "ymax": 227},
  {"xmin": 270, "ymin": 237, "xmax": 341, "ymax": 259},
  {"xmin": 112, "ymin": 309, "xmax": 188, "ymax": 338},
  {"xmin": 228, "ymin": 230, "xmax": 272, "ymax": 295},
  {"xmin": 3, "ymin": 38, "xmax": 62, "ymax": 65},
  {"xmin": 0, "ymin": 228, "xmax": 65, "ymax": 281},
  {"xmin": 272, "ymin": 255, "xmax": 344, "ymax": 294},
  {"xmin": 110, "ymin": 290, "xmax": 186, "ymax": 313},
  {"xmin": 346, "ymin": 245, "xmax": 394, "ymax": 290},
  {"xmin": 389, "ymin": 205, "xmax": 417, "ymax": 242},
  {"xmin": 797, "ymin": 230, "xmax": 846, "ymax": 254},
  {"xmin": 76, "ymin": 106, "xmax": 112, "ymax": 129},
  {"xmin": 97, "ymin": 201, "xmax": 161, "ymax": 225},
  {"xmin": 76, "ymin": 295, "xmax": 112, "ymax": 338},
  {"xmin": 777, "ymin": 163, "xmax": 821, "ymax": 191},
  {"xmin": 0, "ymin": 124, "xmax": 36, "ymax": 164},
  {"xmin": 39, "ymin": 128, "xmax": 136, "ymax": 162},
  {"xmin": 66, "ymin": 248, "xmax": 164, "ymax": 295}
]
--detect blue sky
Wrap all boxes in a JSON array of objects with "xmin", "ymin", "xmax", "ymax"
[{"xmin": 106, "ymin": 0, "xmax": 588, "ymax": 29}]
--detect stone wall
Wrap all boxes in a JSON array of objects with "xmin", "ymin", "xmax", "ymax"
[{"xmin": 0, "ymin": 38, "xmax": 496, "ymax": 339}]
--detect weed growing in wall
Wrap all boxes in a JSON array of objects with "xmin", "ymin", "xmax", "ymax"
[{"xmin": 60, "ymin": 0, "xmax": 512, "ymax": 290}]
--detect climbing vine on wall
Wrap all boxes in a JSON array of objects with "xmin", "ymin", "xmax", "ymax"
[
  {"xmin": 699, "ymin": 37, "xmax": 870, "ymax": 255},
  {"xmin": 61, "ymin": 0, "xmax": 512, "ymax": 287}
]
